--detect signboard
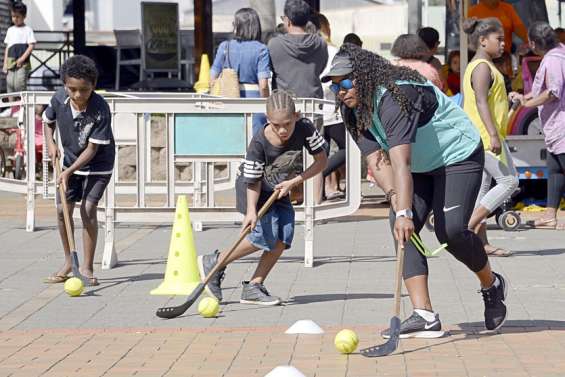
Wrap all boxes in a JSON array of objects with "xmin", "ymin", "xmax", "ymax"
[
  {"xmin": 141, "ymin": 2, "xmax": 179, "ymax": 72},
  {"xmin": 174, "ymin": 114, "xmax": 247, "ymax": 157}
]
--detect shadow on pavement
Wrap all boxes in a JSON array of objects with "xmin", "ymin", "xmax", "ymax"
[
  {"xmin": 233, "ymin": 255, "xmax": 395, "ymax": 266},
  {"xmin": 510, "ymin": 248, "xmax": 565, "ymax": 257},
  {"xmin": 287, "ymin": 292, "xmax": 395, "ymax": 304}
]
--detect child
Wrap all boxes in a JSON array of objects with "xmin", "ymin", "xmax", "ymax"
[
  {"xmin": 43, "ymin": 55, "xmax": 115, "ymax": 285},
  {"xmin": 2, "ymin": 1, "xmax": 35, "ymax": 94},
  {"xmin": 446, "ymin": 50, "xmax": 461, "ymax": 95},
  {"xmin": 197, "ymin": 90, "xmax": 327, "ymax": 305},
  {"xmin": 463, "ymin": 18, "xmax": 519, "ymax": 257}
]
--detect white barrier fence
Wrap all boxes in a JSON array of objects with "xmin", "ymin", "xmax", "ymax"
[{"xmin": 0, "ymin": 91, "xmax": 361, "ymax": 269}]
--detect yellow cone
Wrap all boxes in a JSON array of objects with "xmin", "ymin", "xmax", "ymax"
[
  {"xmin": 193, "ymin": 54, "xmax": 211, "ymax": 93},
  {"xmin": 150, "ymin": 195, "xmax": 201, "ymax": 295}
]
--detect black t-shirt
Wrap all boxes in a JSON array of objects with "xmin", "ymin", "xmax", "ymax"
[
  {"xmin": 43, "ymin": 88, "xmax": 115, "ymax": 175},
  {"xmin": 236, "ymin": 118, "xmax": 326, "ymax": 213},
  {"xmin": 377, "ymin": 84, "xmax": 438, "ymax": 149}
]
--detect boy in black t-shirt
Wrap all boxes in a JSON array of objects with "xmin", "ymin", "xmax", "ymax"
[
  {"xmin": 43, "ymin": 55, "xmax": 115, "ymax": 286},
  {"xmin": 198, "ymin": 90, "xmax": 327, "ymax": 305}
]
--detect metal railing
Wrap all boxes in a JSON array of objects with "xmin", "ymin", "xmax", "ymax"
[{"xmin": 0, "ymin": 92, "xmax": 362, "ymax": 270}]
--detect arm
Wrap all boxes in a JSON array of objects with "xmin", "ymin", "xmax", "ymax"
[
  {"xmin": 510, "ymin": 7, "xmax": 528, "ymax": 44},
  {"xmin": 275, "ymin": 151, "xmax": 327, "ymax": 199},
  {"xmin": 44, "ymin": 123, "xmax": 59, "ymax": 161},
  {"xmin": 522, "ymin": 89, "xmax": 555, "ymax": 108},
  {"xmin": 366, "ymin": 150, "xmax": 397, "ymax": 211},
  {"xmin": 242, "ymin": 181, "xmax": 261, "ymax": 232},
  {"xmin": 471, "ymin": 62, "xmax": 502, "ymax": 154},
  {"xmin": 16, "ymin": 43, "xmax": 35, "ymax": 67},
  {"xmin": 388, "ymin": 144, "xmax": 414, "ymax": 247},
  {"xmin": 3, "ymin": 48, "xmax": 8, "ymax": 73},
  {"xmin": 259, "ymin": 78, "xmax": 269, "ymax": 98}
]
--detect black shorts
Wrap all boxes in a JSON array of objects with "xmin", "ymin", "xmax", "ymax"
[
  {"xmin": 57, "ymin": 174, "xmax": 111, "ymax": 204},
  {"xmin": 355, "ymin": 129, "xmax": 382, "ymax": 156}
]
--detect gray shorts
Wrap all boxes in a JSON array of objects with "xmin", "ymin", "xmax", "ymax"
[{"xmin": 6, "ymin": 67, "xmax": 29, "ymax": 93}]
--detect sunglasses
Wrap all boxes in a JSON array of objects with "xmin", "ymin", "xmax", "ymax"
[
  {"xmin": 410, "ymin": 233, "xmax": 447, "ymax": 257},
  {"xmin": 329, "ymin": 79, "xmax": 354, "ymax": 94}
]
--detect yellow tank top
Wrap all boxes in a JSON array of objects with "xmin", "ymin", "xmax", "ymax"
[{"xmin": 463, "ymin": 59, "xmax": 509, "ymax": 153}]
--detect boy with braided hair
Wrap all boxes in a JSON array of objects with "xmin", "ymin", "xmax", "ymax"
[{"xmin": 197, "ymin": 90, "xmax": 327, "ymax": 305}]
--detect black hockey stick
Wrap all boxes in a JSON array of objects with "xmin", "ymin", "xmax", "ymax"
[
  {"xmin": 361, "ymin": 243, "xmax": 405, "ymax": 357},
  {"xmin": 156, "ymin": 189, "xmax": 280, "ymax": 319}
]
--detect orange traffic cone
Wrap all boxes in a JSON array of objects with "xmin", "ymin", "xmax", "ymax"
[{"xmin": 150, "ymin": 195, "xmax": 201, "ymax": 295}]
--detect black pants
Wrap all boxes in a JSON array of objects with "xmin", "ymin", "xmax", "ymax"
[
  {"xmin": 547, "ymin": 151, "xmax": 565, "ymax": 209},
  {"xmin": 322, "ymin": 123, "xmax": 346, "ymax": 178},
  {"xmin": 389, "ymin": 146, "xmax": 488, "ymax": 279}
]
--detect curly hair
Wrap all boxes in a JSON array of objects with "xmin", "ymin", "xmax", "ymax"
[
  {"xmin": 338, "ymin": 43, "xmax": 425, "ymax": 137},
  {"xmin": 61, "ymin": 55, "xmax": 98, "ymax": 85}
]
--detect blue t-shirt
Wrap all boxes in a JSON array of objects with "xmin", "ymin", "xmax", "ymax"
[
  {"xmin": 43, "ymin": 88, "xmax": 115, "ymax": 175},
  {"xmin": 211, "ymin": 40, "xmax": 271, "ymax": 88}
]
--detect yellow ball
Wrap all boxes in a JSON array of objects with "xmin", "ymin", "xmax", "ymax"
[
  {"xmin": 64, "ymin": 277, "xmax": 84, "ymax": 297},
  {"xmin": 334, "ymin": 329, "xmax": 359, "ymax": 354},
  {"xmin": 198, "ymin": 297, "xmax": 220, "ymax": 318}
]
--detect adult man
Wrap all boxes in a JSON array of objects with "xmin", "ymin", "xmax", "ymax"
[{"xmin": 268, "ymin": 0, "xmax": 328, "ymax": 99}]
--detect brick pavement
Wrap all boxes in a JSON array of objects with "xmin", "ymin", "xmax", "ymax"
[{"xmin": 1, "ymin": 192, "xmax": 565, "ymax": 376}]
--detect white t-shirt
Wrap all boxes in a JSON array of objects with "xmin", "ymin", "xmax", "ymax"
[{"xmin": 4, "ymin": 25, "xmax": 36, "ymax": 65}]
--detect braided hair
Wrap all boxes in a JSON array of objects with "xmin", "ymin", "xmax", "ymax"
[
  {"xmin": 338, "ymin": 43, "xmax": 425, "ymax": 137},
  {"xmin": 266, "ymin": 89, "xmax": 296, "ymax": 116}
]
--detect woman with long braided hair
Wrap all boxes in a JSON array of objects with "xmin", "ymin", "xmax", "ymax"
[{"xmin": 323, "ymin": 44, "xmax": 508, "ymax": 338}]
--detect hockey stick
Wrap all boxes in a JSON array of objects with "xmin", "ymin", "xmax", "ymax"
[
  {"xmin": 55, "ymin": 157, "xmax": 90, "ymax": 286},
  {"xmin": 156, "ymin": 189, "xmax": 280, "ymax": 319},
  {"xmin": 361, "ymin": 243, "xmax": 405, "ymax": 357}
]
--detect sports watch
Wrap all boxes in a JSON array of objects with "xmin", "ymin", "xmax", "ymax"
[{"xmin": 395, "ymin": 209, "xmax": 413, "ymax": 220}]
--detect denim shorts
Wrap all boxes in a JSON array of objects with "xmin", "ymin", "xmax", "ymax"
[{"xmin": 247, "ymin": 199, "xmax": 295, "ymax": 251}]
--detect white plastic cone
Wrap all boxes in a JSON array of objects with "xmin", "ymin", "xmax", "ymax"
[
  {"xmin": 284, "ymin": 320, "xmax": 324, "ymax": 334},
  {"xmin": 264, "ymin": 366, "xmax": 306, "ymax": 377}
]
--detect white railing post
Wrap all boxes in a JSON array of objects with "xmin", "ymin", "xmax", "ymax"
[
  {"xmin": 25, "ymin": 92, "xmax": 36, "ymax": 232},
  {"xmin": 102, "ymin": 100, "xmax": 117, "ymax": 269}
]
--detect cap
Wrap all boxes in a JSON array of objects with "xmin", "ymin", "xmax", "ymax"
[{"xmin": 321, "ymin": 54, "xmax": 353, "ymax": 82}]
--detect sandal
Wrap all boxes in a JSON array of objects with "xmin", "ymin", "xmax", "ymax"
[
  {"xmin": 326, "ymin": 191, "xmax": 345, "ymax": 200},
  {"xmin": 85, "ymin": 276, "xmax": 99, "ymax": 286},
  {"xmin": 526, "ymin": 218, "xmax": 559, "ymax": 229},
  {"xmin": 485, "ymin": 246, "xmax": 513, "ymax": 257},
  {"xmin": 43, "ymin": 275, "xmax": 69, "ymax": 284}
]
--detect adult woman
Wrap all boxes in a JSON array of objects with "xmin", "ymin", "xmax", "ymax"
[
  {"xmin": 322, "ymin": 44, "xmax": 508, "ymax": 337},
  {"xmin": 519, "ymin": 22, "xmax": 565, "ymax": 230},
  {"xmin": 210, "ymin": 8, "xmax": 270, "ymax": 135},
  {"xmin": 390, "ymin": 34, "xmax": 443, "ymax": 90},
  {"xmin": 463, "ymin": 18, "xmax": 519, "ymax": 256}
]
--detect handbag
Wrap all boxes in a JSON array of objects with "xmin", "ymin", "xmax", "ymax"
[{"xmin": 211, "ymin": 41, "xmax": 240, "ymax": 98}]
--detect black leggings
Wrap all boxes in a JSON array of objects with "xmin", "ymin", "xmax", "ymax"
[
  {"xmin": 547, "ymin": 151, "xmax": 565, "ymax": 209},
  {"xmin": 389, "ymin": 147, "xmax": 488, "ymax": 279},
  {"xmin": 323, "ymin": 123, "xmax": 346, "ymax": 178}
]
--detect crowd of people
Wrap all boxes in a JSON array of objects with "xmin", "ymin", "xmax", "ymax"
[{"xmin": 34, "ymin": 0, "xmax": 564, "ymax": 341}]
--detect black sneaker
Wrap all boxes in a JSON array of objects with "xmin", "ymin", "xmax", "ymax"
[
  {"xmin": 381, "ymin": 311, "xmax": 445, "ymax": 339},
  {"xmin": 481, "ymin": 272, "xmax": 508, "ymax": 331},
  {"xmin": 240, "ymin": 281, "xmax": 281, "ymax": 306},
  {"xmin": 197, "ymin": 250, "xmax": 226, "ymax": 302}
]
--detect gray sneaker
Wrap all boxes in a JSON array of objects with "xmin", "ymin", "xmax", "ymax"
[
  {"xmin": 240, "ymin": 281, "xmax": 281, "ymax": 306},
  {"xmin": 197, "ymin": 250, "xmax": 226, "ymax": 302}
]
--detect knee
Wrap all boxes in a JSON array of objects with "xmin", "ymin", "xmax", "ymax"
[
  {"xmin": 436, "ymin": 221, "xmax": 467, "ymax": 244},
  {"xmin": 56, "ymin": 207, "xmax": 65, "ymax": 222},
  {"xmin": 505, "ymin": 175, "xmax": 519, "ymax": 192},
  {"xmin": 80, "ymin": 202, "xmax": 98, "ymax": 224}
]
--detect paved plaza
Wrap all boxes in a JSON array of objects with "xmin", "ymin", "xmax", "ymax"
[{"xmin": 1, "ymin": 192, "xmax": 564, "ymax": 376}]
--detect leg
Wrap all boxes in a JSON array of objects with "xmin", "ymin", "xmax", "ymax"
[
  {"xmin": 432, "ymin": 150, "xmax": 508, "ymax": 330},
  {"xmin": 397, "ymin": 173, "xmax": 434, "ymax": 311},
  {"xmin": 249, "ymin": 240, "xmax": 285, "ymax": 284},
  {"xmin": 469, "ymin": 146, "xmax": 519, "ymax": 230},
  {"xmin": 533, "ymin": 152, "xmax": 565, "ymax": 226},
  {"xmin": 46, "ymin": 174, "xmax": 81, "ymax": 282},
  {"xmin": 80, "ymin": 200, "xmax": 98, "ymax": 280}
]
